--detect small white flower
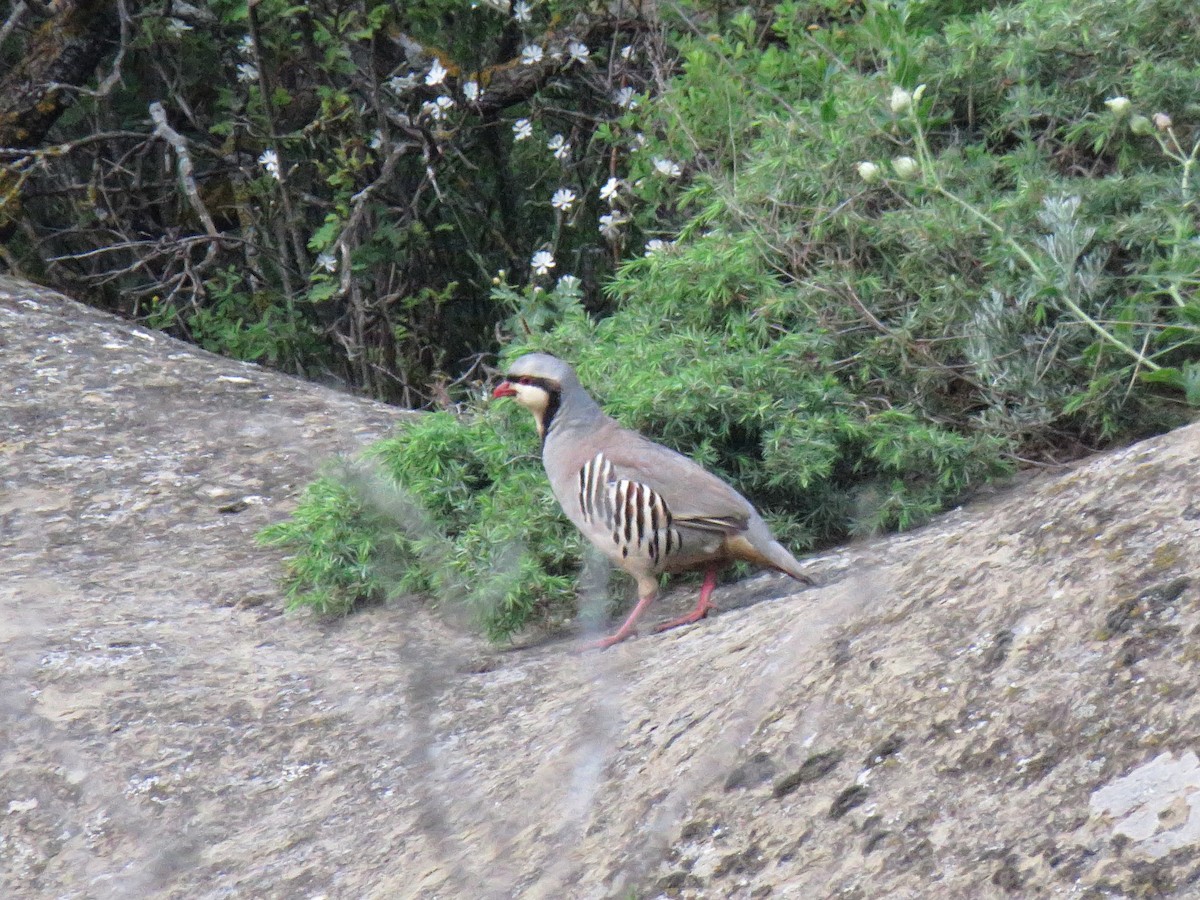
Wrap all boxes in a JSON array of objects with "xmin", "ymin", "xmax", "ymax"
[
  {"xmin": 463, "ymin": 80, "xmax": 480, "ymax": 102},
  {"xmin": 236, "ymin": 62, "xmax": 259, "ymax": 84},
  {"xmin": 644, "ymin": 239, "xmax": 670, "ymax": 256},
  {"xmin": 387, "ymin": 72, "xmax": 419, "ymax": 93},
  {"xmin": 421, "ymin": 95, "xmax": 455, "ymax": 121},
  {"xmin": 1154, "ymin": 112, "xmax": 1173, "ymax": 131},
  {"xmin": 599, "ymin": 177, "xmax": 620, "ymax": 202},
  {"xmin": 891, "ymin": 156, "xmax": 918, "ymax": 179},
  {"xmin": 547, "ymin": 134, "xmax": 571, "ymax": 160},
  {"xmin": 557, "ymin": 274, "xmax": 580, "ymax": 292},
  {"xmin": 426, "ymin": 58, "xmax": 448, "ymax": 86},
  {"xmin": 316, "ymin": 251, "xmax": 338, "ymax": 273},
  {"xmin": 620, "ymin": 45, "xmax": 635, "ymax": 60},
  {"xmin": 370, "ymin": 130, "xmax": 385, "ymax": 150},
  {"xmin": 238, "ymin": 34, "xmax": 254, "ymax": 56},
  {"xmin": 890, "ymin": 85, "xmax": 913, "ymax": 115},
  {"xmin": 551, "ymin": 188, "xmax": 576, "ymax": 211},
  {"xmin": 531, "ymin": 250, "xmax": 556, "ymax": 275},
  {"xmin": 567, "ymin": 40, "xmax": 589, "ymax": 64},
  {"xmin": 513, "ymin": 118, "xmax": 533, "ymax": 141},
  {"xmin": 258, "ymin": 149, "xmax": 281, "ymax": 181},
  {"xmin": 521, "ymin": 44, "xmax": 544, "ymax": 66},
  {"xmin": 599, "ymin": 211, "xmax": 628, "ymax": 239},
  {"xmin": 856, "ymin": 161, "xmax": 881, "ymax": 183},
  {"xmin": 613, "ymin": 86, "xmax": 638, "ymax": 109},
  {"xmin": 165, "ymin": 17, "xmax": 192, "ymax": 37},
  {"xmin": 653, "ymin": 157, "xmax": 682, "ymax": 179},
  {"xmin": 631, "ymin": 132, "xmax": 647, "ymax": 149},
  {"xmin": 512, "ymin": 1, "xmax": 532, "ymax": 23},
  {"xmin": 1105, "ymin": 96, "xmax": 1131, "ymax": 117}
]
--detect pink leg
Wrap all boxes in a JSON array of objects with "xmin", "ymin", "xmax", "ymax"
[
  {"xmin": 652, "ymin": 565, "xmax": 718, "ymax": 634},
  {"xmin": 584, "ymin": 590, "xmax": 658, "ymax": 651}
]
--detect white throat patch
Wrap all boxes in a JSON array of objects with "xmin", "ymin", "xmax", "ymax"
[{"xmin": 512, "ymin": 383, "xmax": 550, "ymax": 415}]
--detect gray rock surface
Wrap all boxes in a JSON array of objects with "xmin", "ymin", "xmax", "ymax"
[{"xmin": 3, "ymin": 277, "xmax": 1200, "ymax": 898}]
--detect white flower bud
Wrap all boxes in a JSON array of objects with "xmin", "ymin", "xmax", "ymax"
[
  {"xmin": 1153, "ymin": 113, "xmax": 1172, "ymax": 131},
  {"xmin": 1104, "ymin": 96, "xmax": 1131, "ymax": 117},
  {"xmin": 856, "ymin": 161, "xmax": 881, "ymax": 183},
  {"xmin": 1129, "ymin": 114, "xmax": 1153, "ymax": 136},
  {"xmin": 891, "ymin": 156, "xmax": 918, "ymax": 179},
  {"xmin": 890, "ymin": 86, "xmax": 913, "ymax": 115},
  {"xmin": 912, "ymin": 83, "xmax": 927, "ymax": 103}
]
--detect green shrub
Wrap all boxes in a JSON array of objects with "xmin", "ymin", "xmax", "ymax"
[{"xmin": 260, "ymin": 408, "xmax": 586, "ymax": 639}]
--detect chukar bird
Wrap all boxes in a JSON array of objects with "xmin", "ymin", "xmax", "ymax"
[{"xmin": 492, "ymin": 352, "xmax": 813, "ymax": 649}]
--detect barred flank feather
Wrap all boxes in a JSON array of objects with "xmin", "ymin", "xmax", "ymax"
[{"xmin": 577, "ymin": 452, "xmax": 683, "ymax": 566}]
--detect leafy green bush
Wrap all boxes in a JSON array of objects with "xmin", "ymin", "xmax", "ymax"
[
  {"xmin": 263, "ymin": 0, "xmax": 1200, "ymax": 640},
  {"xmin": 260, "ymin": 407, "xmax": 585, "ymax": 639}
]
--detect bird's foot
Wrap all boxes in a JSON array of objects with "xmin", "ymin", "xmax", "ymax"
[
  {"xmin": 581, "ymin": 627, "xmax": 638, "ymax": 651},
  {"xmin": 652, "ymin": 599, "xmax": 717, "ymax": 634}
]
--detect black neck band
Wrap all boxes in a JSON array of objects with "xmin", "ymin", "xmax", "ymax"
[{"xmin": 541, "ymin": 388, "xmax": 561, "ymax": 444}]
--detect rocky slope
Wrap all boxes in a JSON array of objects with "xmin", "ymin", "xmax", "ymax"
[{"xmin": 3, "ymin": 277, "xmax": 1199, "ymax": 899}]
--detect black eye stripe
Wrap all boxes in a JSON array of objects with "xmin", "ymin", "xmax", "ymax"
[{"xmin": 509, "ymin": 375, "xmax": 556, "ymax": 391}]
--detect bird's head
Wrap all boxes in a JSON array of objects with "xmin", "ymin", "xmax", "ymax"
[{"xmin": 492, "ymin": 353, "xmax": 582, "ymax": 437}]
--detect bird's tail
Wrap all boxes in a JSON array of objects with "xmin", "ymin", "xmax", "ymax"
[
  {"xmin": 762, "ymin": 539, "xmax": 814, "ymax": 585},
  {"xmin": 727, "ymin": 533, "xmax": 814, "ymax": 585}
]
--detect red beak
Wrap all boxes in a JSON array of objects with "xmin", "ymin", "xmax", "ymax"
[{"xmin": 492, "ymin": 381, "xmax": 517, "ymax": 399}]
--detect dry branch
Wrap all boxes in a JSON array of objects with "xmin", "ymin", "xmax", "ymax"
[{"xmin": 148, "ymin": 102, "xmax": 220, "ymax": 240}]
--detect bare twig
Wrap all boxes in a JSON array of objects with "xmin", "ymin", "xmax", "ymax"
[
  {"xmin": 334, "ymin": 140, "xmax": 417, "ymax": 297},
  {"xmin": 0, "ymin": 131, "xmax": 149, "ymax": 158},
  {"xmin": 148, "ymin": 101, "xmax": 221, "ymax": 240},
  {"xmin": 0, "ymin": 1, "xmax": 29, "ymax": 47},
  {"xmin": 46, "ymin": 234, "xmax": 258, "ymax": 264}
]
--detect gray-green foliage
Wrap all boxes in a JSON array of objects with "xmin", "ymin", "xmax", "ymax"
[{"xmin": 263, "ymin": 0, "xmax": 1200, "ymax": 639}]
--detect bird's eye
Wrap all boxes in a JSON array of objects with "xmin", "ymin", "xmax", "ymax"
[{"xmin": 516, "ymin": 376, "xmax": 533, "ymax": 385}]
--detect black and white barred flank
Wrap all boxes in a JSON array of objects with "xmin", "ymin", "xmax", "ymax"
[{"xmin": 576, "ymin": 452, "xmax": 684, "ymax": 564}]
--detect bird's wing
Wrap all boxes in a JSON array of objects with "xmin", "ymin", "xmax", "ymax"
[{"xmin": 589, "ymin": 428, "xmax": 753, "ymax": 535}]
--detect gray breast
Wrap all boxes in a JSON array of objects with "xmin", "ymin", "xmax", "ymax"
[{"xmin": 576, "ymin": 452, "xmax": 683, "ymax": 566}]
